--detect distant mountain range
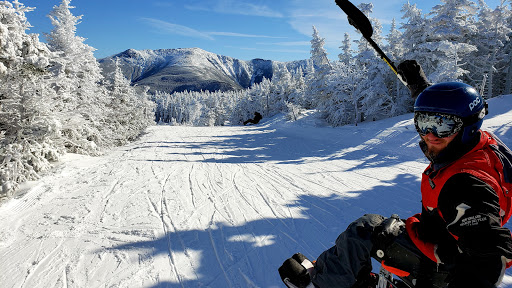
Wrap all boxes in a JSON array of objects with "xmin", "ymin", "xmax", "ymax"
[{"xmin": 99, "ymin": 48, "xmax": 309, "ymax": 94}]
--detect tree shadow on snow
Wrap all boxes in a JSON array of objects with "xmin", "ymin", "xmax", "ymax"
[
  {"xmin": 133, "ymin": 119, "xmax": 424, "ymax": 169},
  {"xmin": 99, "ymin": 174, "xmax": 422, "ymax": 288}
]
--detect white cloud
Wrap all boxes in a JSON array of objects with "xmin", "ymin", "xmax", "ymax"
[
  {"xmin": 185, "ymin": 0, "xmax": 284, "ymax": 18},
  {"xmin": 141, "ymin": 18, "xmax": 214, "ymax": 40},
  {"xmin": 208, "ymin": 32, "xmax": 286, "ymax": 39},
  {"xmin": 141, "ymin": 18, "xmax": 287, "ymax": 40},
  {"xmin": 258, "ymin": 41, "xmax": 311, "ymax": 47},
  {"xmin": 225, "ymin": 45, "xmax": 309, "ymax": 55}
]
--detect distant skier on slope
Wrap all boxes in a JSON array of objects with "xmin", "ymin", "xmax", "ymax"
[
  {"xmin": 278, "ymin": 60, "xmax": 512, "ymax": 288},
  {"xmin": 244, "ymin": 112, "xmax": 262, "ymax": 125}
]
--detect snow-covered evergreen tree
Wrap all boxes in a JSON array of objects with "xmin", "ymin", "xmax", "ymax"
[
  {"xmin": 338, "ymin": 33, "xmax": 353, "ymax": 66},
  {"xmin": 45, "ymin": 0, "xmax": 109, "ymax": 154},
  {"xmin": 426, "ymin": 0, "xmax": 478, "ymax": 82},
  {"xmin": 353, "ymin": 3, "xmax": 394, "ymax": 122},
  {"xmin": 385, "ymin": 18, "xmax": 412, "ymax": 115},
  {"xmin": 400, "ymin": 3, "xmax": 433, "ymax": 75},
  {"xmin": 318, "ymin": 32, "xmax": 357, "ymax": 126},
  {"xmin": 0, "ymin": 0, "xmax": 60, "ymax": 196},
  {"xmin": 469, "ymin": 0, "xmax": 512, "ymax": 98},
  {"xmin": 310, "ymin": 26, "xmax": 331, "ymax": 72},
  {"xmin": 268, "ymin": 63, "xmax": 293, "ymax": 114},
  {"xmin": 288, "ymin": 67, "xmax": 307, "ymax": 107},
  {"xmin": 307, "ymin": 26, "xmax": 332, "ymax": 109},
  {"xmin": 322, "ymin": 61, "xmax": 364, "ymax": 126},
  {"xmin": 302, "ymin": 62, "xmax": 316, "ymax": 109},
  {"xmin": 102, "ymin": 58, "xmax": 154, "ymax": 144}
]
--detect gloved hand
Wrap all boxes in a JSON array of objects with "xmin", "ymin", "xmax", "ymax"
[
  {"xmin": 397, "ymin": 60, "xmax": 431, "ymax": 98},
  {"xmin": 278, "ymin": 253, "xmax": 316, "ymax": 288},
  {"xmin": 371, "ymin": 214, "xmax": 405, "ymax": 258},
  {"xmin": 372, "ymin": 214, "xmax": 405, "ymax": 243}
]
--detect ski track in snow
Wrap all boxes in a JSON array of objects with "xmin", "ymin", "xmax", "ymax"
[{"xmin": 0, "ymin": 97, "xmax": 512, "ymax": 288}]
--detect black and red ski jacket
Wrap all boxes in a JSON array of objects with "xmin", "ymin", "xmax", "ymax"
[{"xmin": 406, "ymin": 130, "xmax": 512, "ymax": 287}]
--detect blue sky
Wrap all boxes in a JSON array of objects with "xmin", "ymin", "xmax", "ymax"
[{"xmin": 22, "ymin": 0, "xmax": 503, "ymax": 62}]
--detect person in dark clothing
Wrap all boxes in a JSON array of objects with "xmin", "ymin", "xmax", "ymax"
[
  {"xmin": 278, "ymin": 61, "xmax": 512, "ymax": 288},
  {"xmin": 244, "ymin": 112, "xmax": 262, "ymax": 125}
]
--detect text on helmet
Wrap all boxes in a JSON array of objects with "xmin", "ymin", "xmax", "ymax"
[{"xmin": 469, "ymin": 97, "xmax": 481, "ymax": 111}]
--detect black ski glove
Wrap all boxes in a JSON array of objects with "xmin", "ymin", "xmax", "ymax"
[
  {"xmin": 397, "ymin": 60, "xmax": 431, "ymax": 98},
  {"xmin": 371, "ymin": 214, "xmax": 405, "ymax": 257},
  {"xmin": 278, "ymin": 253, "xmax": 316, "ymax": 288}
]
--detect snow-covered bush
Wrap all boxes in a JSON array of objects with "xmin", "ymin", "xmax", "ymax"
[{"xmin": 285, "ymin": 102, "xmax": 303, "ymax": 122}]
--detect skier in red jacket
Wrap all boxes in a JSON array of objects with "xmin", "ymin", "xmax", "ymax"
[{"xmin": 279, "ymin": 61, "xmax": 512, "ymax": 288}]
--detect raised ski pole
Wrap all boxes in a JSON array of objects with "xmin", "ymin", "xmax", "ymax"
[{"xmin": 334, "ymin": 0, "xmax": 408, "ymax": 87}]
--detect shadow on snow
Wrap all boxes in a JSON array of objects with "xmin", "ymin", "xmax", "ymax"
[
  {"xmin": 100, "ymin": 174, "xmax": 421, "ymax": 288},
  {"xmin": 129, "ymin": 118, "xmax": 425, "ymax": 170},
  {"xmin": 111, "ymin": 112, "xmax": 511, "ymax": 287}
]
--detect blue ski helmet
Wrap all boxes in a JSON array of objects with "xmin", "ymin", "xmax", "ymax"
[{"xmin": 414, "ymin": 82, "xmax": 488, "ymax": 144}]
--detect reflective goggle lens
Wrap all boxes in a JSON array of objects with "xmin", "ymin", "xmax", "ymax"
[{"xmin": 414, "ymin": 112, "xmax": 463, "ymax": 138}]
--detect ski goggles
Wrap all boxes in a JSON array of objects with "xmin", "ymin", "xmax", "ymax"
[{"xmin": 414, "ymin": 112, "xmax": 463, "ymax": 138}]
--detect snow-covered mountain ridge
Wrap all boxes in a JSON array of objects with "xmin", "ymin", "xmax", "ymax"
[{"xmin": 99, "ymin": 47, "xmax": 309, "ymax": 94}]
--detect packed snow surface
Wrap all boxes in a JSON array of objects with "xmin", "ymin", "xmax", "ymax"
[{"xmin": 1, "ymin": 95, "xmax": 512, "ymax": 288}]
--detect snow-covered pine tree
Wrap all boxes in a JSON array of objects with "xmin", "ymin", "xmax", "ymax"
[
  {"xmin": 230, "ymin": 77, "xmax": 267, "ymax": 125},
  {"xmin": 386, "ymin": 18, "xmax": 405, "ymax": 61},
  {"xmin": 103, "ymin": 58, "xmax": 154, "ymax": 145},
  {"xmin": 469, "ymin": 0, "xmax": 512, "ymax": 98},
  {"xmin": 0, "ymin": 0, "xmax": 60, "ymax": 196},
  {"xmin": 319, "ymin": 23, "xmax": 363, "ymax": 126},
  {"xmin": 503, "ymin": 26, "xmax": 512, "ymax": 94},
  {"xmin": 288, "ymin": 66, "xmax": 307, "ymax": 108},
  {"xmin": 338, "ymin": 33, "xmax": 353, "ymax": 66},
  {"xmin": 426, "ymin": 0, "xmax": 478, "ymax": 82},
  {"xmin": 335, "ymin": 33, "xmax": 364, "ymax": 126},
  {"xmin": 400, "ymin": 2, "xmax": 433, "ymax": 75},
  {"xmin": 153, "ymin": 91, "xmax": 170, "ymax": 123},
  {"xmin": 45, "ymin": 0, "xmax": 109, "ymax": 154},
  {"xmin": 322, "ymin": 61, "xmax": 358, "ymax": 126},
  {"xmin": 385, "ymin": 18, "xmax": 412, "ymax": 115},
  {"xmin": 269, "ymin": 62, "xmax": 293, "ymax": 114},
  {"xmin": 302, "ymin": 61, "xmax": 316, "ymax": 109},
  {"xmin": 353, "ymin": 3, "xmax": 394, "ymax": 122},
  {"xmin": 310, "ymin": 26, "xmax": 331, "ymax": 72},
  {"xmin": 307, "ymin": 26, "xmax": 332, "ymax": 109}
]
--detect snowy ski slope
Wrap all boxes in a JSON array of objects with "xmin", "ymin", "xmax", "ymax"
[{"xmin": 1, "ymin": 95, "xmax": 511, "ymax": 287}]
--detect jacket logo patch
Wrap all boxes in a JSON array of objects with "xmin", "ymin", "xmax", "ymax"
[{"xmin": 460, "ymin": 215, "xmax": 487, "ymax": 227}]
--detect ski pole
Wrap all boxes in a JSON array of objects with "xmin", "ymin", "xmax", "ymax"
[{"xmin": 334, "ymin": 0, "xmax": 408, "ymax": 87}]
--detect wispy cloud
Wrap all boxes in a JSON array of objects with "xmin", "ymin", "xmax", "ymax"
[
  {"xmin": 142, "ymin": 18, "xmax": 285, "ymax": 40},
  {"xmin": 261, "ymin": 41, "xmax": 311, "ymax": 46},
  {"xmin": 141, "ymin": 18, "xmax": 214, "ymax": 40},
  {"xmin": 208, "ymin": 32, "xmax": 286, "ymax": 39},
  {"xmin": 185, "ymin": 0, "xmax": 284, "ymax": 18},
  {"xmin": 235, "ymin": 46, "xmax": 309, "ymax": 55}
]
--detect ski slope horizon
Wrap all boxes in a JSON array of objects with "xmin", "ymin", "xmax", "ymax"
[{"xmin": 1, "ymin": 95, "xmax": 512, "ymax": 287}]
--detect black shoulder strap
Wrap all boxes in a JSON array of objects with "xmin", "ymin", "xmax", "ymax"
[{"xmin": 488, "ymin": 132, "xmax": 512, "ymax": 184}]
